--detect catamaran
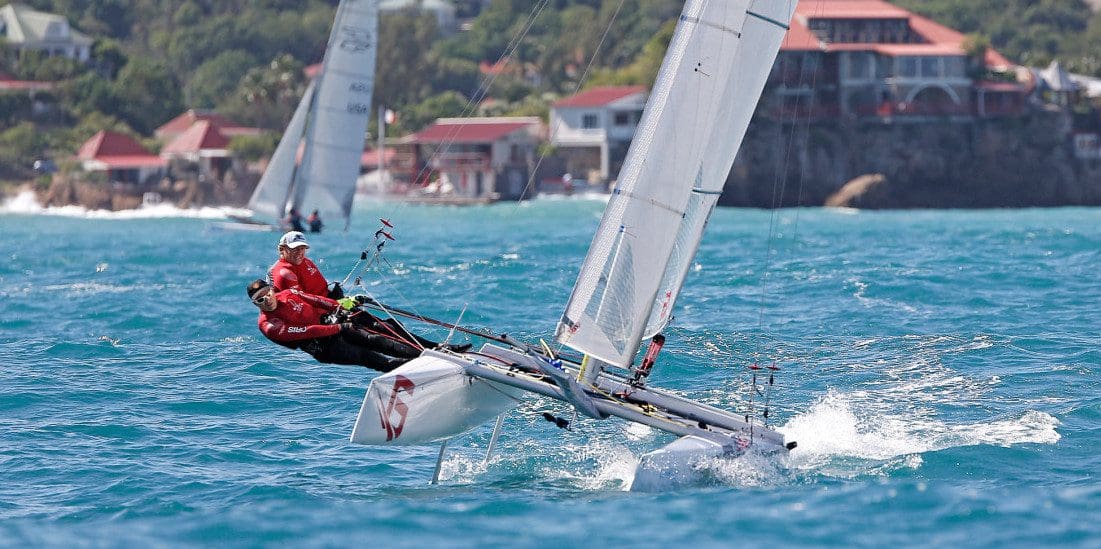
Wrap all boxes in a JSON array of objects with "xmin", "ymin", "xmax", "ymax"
[
  {"xmin": 346, "ymin": 0, "xmax": 799, "ymax": 490},
  {"xmin": 223, "ymin": 0, "xmax": 378, "ymax": 231}
]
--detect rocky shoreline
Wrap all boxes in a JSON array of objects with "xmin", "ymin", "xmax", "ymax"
[
  {"xmin": 723, "ymin": 109, "xmax": 1101, "ymax": 209},
  {"xmin": 3, "ymin": 171, "xmax": 259, "ymax": 212}
]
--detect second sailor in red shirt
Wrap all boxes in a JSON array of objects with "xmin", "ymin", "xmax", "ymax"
[{"xmin": 270, "ymin": 231, "xmax": 339, "ymax": 298}]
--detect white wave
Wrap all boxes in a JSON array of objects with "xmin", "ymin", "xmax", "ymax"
[
  {"xmin": 438, "ymin": 450, "xmax": 489, "ymax": 485},
  {"xmin": 0, "ymin": 190, "xmax": 238, "ymax": 220},
  {"xmin": 542, "ymin": 440, "xmax": 637, "ymax": 491},
  {"xmin": 702, "ymin": 449, "xmax": 787, "ymax": 488},
  {"xmin": 778, "ymin": 391, "xmax": 1060, "ymax": 474}
]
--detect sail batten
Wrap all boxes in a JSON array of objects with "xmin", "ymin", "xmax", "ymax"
[{"xmin": 555, "ymin": 0, "xmax": 797, "ymax": 368}]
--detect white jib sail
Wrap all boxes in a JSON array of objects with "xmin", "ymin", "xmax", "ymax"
[
  {"xmin": 247, "ymin": 79, "xmax": 315, "ymax": 223},
  {"xmin": 293, "ymin": 0, "xmax": 378, "ymax": 229},
  {"xmin": 556, "ymin": 0, "xmax": 797, "ymax": 368}
]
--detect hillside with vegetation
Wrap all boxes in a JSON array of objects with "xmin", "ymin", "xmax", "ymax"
[{"xmin": 1, "ymin": 0, "xmax": 1098, "ymax": 185}]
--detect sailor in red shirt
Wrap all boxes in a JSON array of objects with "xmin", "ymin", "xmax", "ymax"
[
  {"xmin": 269, "ymin": 231, "xmax": 336, "ymax": 298},
  {"xmin": 247, "ymin": 279, "xmax": 420, "ymax": 372}
]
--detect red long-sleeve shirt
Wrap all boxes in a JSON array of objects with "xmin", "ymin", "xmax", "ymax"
[
  {"xmin": 270, "ymin": 257, "xmax": 329, "ymax": 297},
  {"xmin": 257, "ymin": 289, "xmax": 341, "ymax": 344}
]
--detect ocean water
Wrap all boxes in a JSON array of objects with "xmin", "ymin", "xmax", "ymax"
[{"xmin": 1, "ymin": 194, "xmax": 1097, "ymax": 547}]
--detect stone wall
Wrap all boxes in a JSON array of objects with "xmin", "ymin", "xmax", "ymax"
[{"xmin": 722, "ymin": 110, "xmax": 1101, "ymax": 209}]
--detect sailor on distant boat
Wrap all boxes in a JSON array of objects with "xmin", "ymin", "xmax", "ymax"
[
  {"xmin": 270, "ymin": 231, "xmax": 343, "ymax": 299},
  {"xmin": 307, "ymin": 209, "xmax": 323, "ymax": 233},
  {"xmin": 284, "ymin": 208, "xmax": 305, "ymax": 232},
  {"xmin": 247, "ymin": 279, "xmax": 467, "ymax": 372}
]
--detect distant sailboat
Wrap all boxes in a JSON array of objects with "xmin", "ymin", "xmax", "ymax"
[
  {"xmin": 232, "ymin": 0, "xmax": 378, "ymax": 231},
  {"xmin": 346, "ymin": 0, "xmax": 799, "ymax": 490}
]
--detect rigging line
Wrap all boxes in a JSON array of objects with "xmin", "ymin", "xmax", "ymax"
[
  {"xmin": 383, "ymin": 0, "xmax": 553, "ymax": 224},
  {"xmin": 750, "ymin": 0, "xmax": 812, "ymax": 385},
  {"xmin": 511, "ymin": 0, "xmax": 630, "ymax": 208},
  {"xmin": 761, "ymin": 0, "xmax": 823, "ymax": 335}
]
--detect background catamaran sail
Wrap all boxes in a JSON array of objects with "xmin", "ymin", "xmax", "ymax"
[
  {"xmin": 247, "ymin": 0, "xmax": 379, "ymax": 229},
  {"xmin": 555, "ymin": 0, "xmax": 798, "ymax": 368}
]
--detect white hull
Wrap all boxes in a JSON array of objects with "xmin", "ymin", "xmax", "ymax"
[{"xmin": 349, "ymin": 352, "xmax": 524, "ymax": 445}]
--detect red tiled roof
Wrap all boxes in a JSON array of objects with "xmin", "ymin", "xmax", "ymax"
[
  {"xmin": 553, "ymin": 86, "xmax": 647, "ymax": 107},
  {"xmin": 839, "ymin": 43, "xmax": 964, "ymax": 56},
  {"xmin": 154, "ymin": 108, "xmax": 240, "ymax": 138},
  {"xmin": 77, "ymin": 130, "xmax": 153, "ymax": 160},
  {"xmin": 161, "ymin": 120, "xmax": 231, "ymax": 155},
  {"xmin": 479, "ymin": 59, "xmax": 510, "ymax": 75},
  {"xmin": 0, "ymin": 74, "xmax": 55, "ymax": 92},
  {"xmin": 781, "ymin": 0, "xmax": 1015, "ymax": 67},
  {"xmin": 89, "ymin": 155, "xmax": 167, "ymax": 169},
  {"xmin": 410, "ymin": 119, "xmax": 539, "ymax": 144}
]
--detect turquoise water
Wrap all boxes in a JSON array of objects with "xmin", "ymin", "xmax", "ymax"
[{"xmin": 1, "ymin": 198, "xmax": 1097, "ymax": 547}]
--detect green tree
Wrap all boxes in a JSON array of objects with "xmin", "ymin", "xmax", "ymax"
[
  {"xmin": 112, "ymin": 57, "xmax": 183, "ymax": 134},
  {"xmin": 402, "ymin": 91, "xmax": 470, "ymax": 133},
  {"xmin": 186, "ymin": 50, "xmax": 259, "ymax": 108},
  {"xmin": 588, "ymin": 18, "xmax": 674, "ymax": 87},
  {"xmin": 91, "ymin": 38, "xmax": 128, "ymax": 79},
  {"xmin": 376, "ymin": 10, "xmax": 441, "ymax": 110},
  {"xmin": 961, "ymin": 33, "xmax": 992, "ymax": 78},
  {"xmin": 221, "ymin": 54, "xmax": 305, "ymax": 130},
  {"xmin": 0, "ymin": 94, "xmax": 33, "ymax": 127},
  {"xmin": 229, "ymin": 132, "xmax": 280, "ymax": 162},
  {"xmin": 60, "ymin": 72, "xmax": 119, "ymax": 119},
  {"xmin": 0, "ymin": 122, "xmax": 49, "ymax": 173}
]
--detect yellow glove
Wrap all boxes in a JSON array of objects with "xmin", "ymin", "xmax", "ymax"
[{"xmin": 337, "ymin": 297, "xmax": 356, "ymax": 310}]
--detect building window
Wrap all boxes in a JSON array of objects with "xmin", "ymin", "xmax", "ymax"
[
  {"xmin": 899, "ymin": 57, "xmax": 918, "ymax": 78},
  {"xmin": 921, "ymin": 57, "xmax": 940, "ymax": 78},
  {"xmin": 613, "ymin": 111, "xmax": 629, "ymax": 126},
  {"xmin": 944, "ymin": 57, "xmax": 965, "ymax": 78},
  {"xmin": 581, "ymin": 113, "xmax": 598, "ymax": 129},
  {"xmin": 845, "ymin": 54, "xmax": 871, "ymax": 80}
]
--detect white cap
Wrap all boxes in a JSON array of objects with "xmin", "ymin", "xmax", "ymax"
[{"xmin": 279, "ymin": 231, "xmax": 309, "ymax": 249}]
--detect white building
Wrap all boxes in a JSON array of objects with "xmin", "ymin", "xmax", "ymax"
[
  {"xmin": 404, "ymin": 117, "xmax": 543, "ymax": 200},
  {"xmin": 0, "ymin": 3, "xmax": 92, "ymax": 63},
  {"xmin": 549, "ymin": 86, "xmax": 647, "ymax": 183}
]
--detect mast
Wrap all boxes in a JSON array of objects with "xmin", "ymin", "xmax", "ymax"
[{"xmin": 555, "ymin": 0, "xmax": 798, "ymax": 369}]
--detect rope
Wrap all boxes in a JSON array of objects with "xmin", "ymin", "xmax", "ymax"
[{"xmin": 745, "ymin": 0, "xmax": 815, "ymax": 426}]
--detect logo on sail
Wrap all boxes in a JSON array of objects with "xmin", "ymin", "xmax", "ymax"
[
  {"xmin": 346, "ymin": 102, "xmax": 371, "ymax": 115},
  {"xmin": 338, "ymin": 25, "xmax": 373, "ymax": 53}
]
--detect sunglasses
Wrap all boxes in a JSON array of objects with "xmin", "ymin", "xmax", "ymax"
[{"xmin": 251, "ymin": 289, "xmax": 272, "ymax": 304}]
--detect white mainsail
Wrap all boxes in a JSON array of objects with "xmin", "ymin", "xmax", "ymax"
[
  {"xmin": 555, "ymin": 0, "xmax": 797, "ymax": 368},
  {"xmin": 246, "ymin": 0, "xmax": 378, "ymax": 229}
]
